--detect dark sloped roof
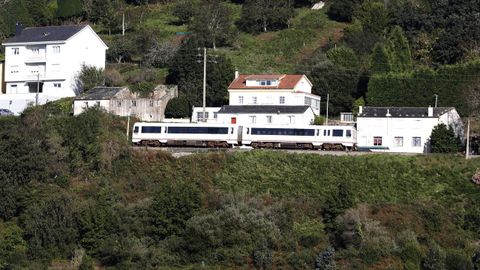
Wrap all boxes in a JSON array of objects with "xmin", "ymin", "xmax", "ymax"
[
  {"xmin": 4, "ymin": 25, "xmax": 86, "ymax": 44},
  {"xmin": 75, "ymin": 87, "xmax": 126, "ymax": 100},
  {"xmin": 218, "ymin": 105, "xmax": 311, "ymax": 114},
  {"xmin": 358, "ymin": 107, "xmax": 454, "ymax": 118}
]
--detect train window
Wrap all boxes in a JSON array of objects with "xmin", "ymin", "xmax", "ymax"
[
  {"xmin": 332, "ymin": 129, "xmax": 343, "ymax": 137},
  {"xmin": 133, "ymin": 126, "xmax": 139, "ymax": 133},
  {"xmin": 251, "ymin": 128, "xmax": 315, "ymax": 136},
  {"xmin": 141, "ymin": 126, "xmax": 161, "ymax": 133},
  {"xmin": 230, "ymin": 128, "xmax": 234, "ymax": 134},
  {"xmin": 246, "ymin": 128, "xmax": 250, "ymax": 134},
  {"xmin": 346, "ymin": 130, "xmax": 352, "ymax": 137},
  {"xmin": 328, "ymin": 130, "xmax": 331, "ymax": 136},
  {"xmin": 323, "ymin": 130, "xmax": 327, "ymax": 136},
  {"xmin": 168, "ymin": 126, "xmax": 229, "ymax": 134}
]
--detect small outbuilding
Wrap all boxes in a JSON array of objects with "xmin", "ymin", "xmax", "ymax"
[
  {"xmin": 356, "ymin": 106, "xmax": 464, "ymax": 153},
  {"xmin": 73, "ymin": 85, "xmax": 177, "ymax": 121}
]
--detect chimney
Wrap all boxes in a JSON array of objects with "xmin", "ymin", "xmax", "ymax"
[
  {"xmin": 428, "ymin": 106, "xmax": 433, "ymax": 117},
  {"xmin": 234, "ymin": 70, "xmax": 239, "ymax": 79},
  {"xmin": 15, "ymin": 22, "xmax": 23, "ymax": 36},
  {"xmin": 386, "ymin": 108, "xmax": 391, "ymax": 117},
  {"xmin": 358, "ymin": 106, "xmax": 363, "ymax": 115}
]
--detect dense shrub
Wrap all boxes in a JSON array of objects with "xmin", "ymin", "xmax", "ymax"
[
  {"xmin": 327, "ymin": 0, "xmax": 356, "ymax": 22},
  {"xmin": 164, "ymin": 96, "xmax": 191, "ymax": 118},
  {"xmin": 430, "ymin": 124, "xmax": 461, "ymax": 153}
]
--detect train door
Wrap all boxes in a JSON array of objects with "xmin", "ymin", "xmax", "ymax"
[{"xmin": 237, "ymin": 126, "xmax": 243, "ymax": 145}]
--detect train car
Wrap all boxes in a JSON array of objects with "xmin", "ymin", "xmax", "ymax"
[
  {"xmin": 241, "ymin": 124, "xmax": 357, "ymax": 150},
  {"xmin": 132, "ymin": 122, "xmax": 239, "ymax": 147},
  {"xmin": 316, "ymin": 125, "xmax": 357, "ymax": 150},
  {"xmin": 240, "ymin": 125, "xmax": 321, "ymax": 149}
]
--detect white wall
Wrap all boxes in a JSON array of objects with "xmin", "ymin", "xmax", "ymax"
[
  {"xmin": 73, "ymin": 100, "xmax": 110, "ymax": 115},
  {"xmin": 217, "ymin": 110, "xmax": 315, "ymax": 126},
  {"xmin": 356, "ymin": 111, "xmax": 463, "ymax": 153},
  {"xmin": 191, "ymin": 107, "xmax": 221, "ymax": 123},
  {"xmin": 228, "ymin": 91, "xmax": 320, "ymax": 115}
]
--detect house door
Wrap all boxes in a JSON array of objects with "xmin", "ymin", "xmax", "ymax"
[{"xmin": 231, "ymin": 117, "xmax": 236, "ymax": 124}]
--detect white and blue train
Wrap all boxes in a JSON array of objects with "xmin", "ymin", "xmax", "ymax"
[{"xmin": 132, "ymin": 122, "xmax": 356, "ymax": 150}]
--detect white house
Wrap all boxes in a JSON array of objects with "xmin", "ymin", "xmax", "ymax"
[
  {"xmin": 191, "ymin": 106, "xmax": 221, "ymax": 123},
  {"xmin": 356, "ymin": 106, "xmax": 464, "ymax": 153},
  {"xmin": 73, "ymin": 85, "xmax": 177, "ymax": 121},
  {"xmin": 1, "ymin": 24, "xmax": 107, "ymax": 114},
  {"xmin": 228, "ymin": 73, "xmax": 321, "ymax": 115},
  {"xmin": 216, "ymin": 105, "xmax": 315, "ymax": 126}
]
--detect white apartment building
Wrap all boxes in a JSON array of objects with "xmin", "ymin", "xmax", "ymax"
[
  {"xmin": 356, "ymin": 106, "xmax": 464, "ymax": 153},
  {"xmin": 228, "ymin": 73, "xmax": 321, "ymax": 115},
  {"xmin": 1, "ymin": 25, "xmax": 107, "ymax": 114}
]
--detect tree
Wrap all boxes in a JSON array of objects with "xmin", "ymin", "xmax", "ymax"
[
  {"xmin": 315, "ymin": 246, "xmax": 336, "ymax": 270},
  {"xmin": 56, "ymin": 0, "xmax": 83, "ymax": 19},
  {"xmin": 429, "ymin": 124, "xmax": 461, "ymax": 153},
  {"xmin": 370, "ymin": 43, "xmax": 391, "ymax": 74},
  {"xmin": 422, "ymin": 241, "xmax": 446, "ymax": 270},
  {"xmin": 172, "ymin": 0, "xmax": 198, "ymax": 25},
  {"xmin": 327, "ymin": 0, "xmax": 356, "ymax": 22},
  {"xmin": 386, "ymin": 26, "xmax": 413, "ymax": 73},
  {"xmin": 166, "ymin": 38, "xmax": 234, "ymax": 107},
  {"xmin": 164, "ymin": 96, "xmax": 190, "ymax": 118},
  {"xmin": 190, "ymin": 0, "xmax": 235, "ymax": 49},
  {"xmin": 107, "ymin": 36, "xmax": 135, "ymax": 63},
  {"xmin": 355, "ymin": 0, "xmax": 388, "ymax": 34},
  {"xmin": 25, "ymin": 0, "xmax": 53, "ymax": 26},
  {"xmin": 237, "ymin": 0, "xmax": 295, "ymax": 33},
  {"xmin": 145, "ymin": 40, "xmax": 179, "ymax": 68},
  {"xmin": 75, "ymin": 65, "xmax": 105, "ymax": 94},
  {"xmin": 0, "ymin": 222, "xmax": 27, "ymax": 268}
]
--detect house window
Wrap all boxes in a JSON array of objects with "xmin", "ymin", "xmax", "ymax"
[
  {"xmin": 95, "ymin": 101, "xmax": 100, "ymax": 106},
  {"xmin": 11, "ymin": 84, "xmax": 18, "ymax": 93},
  {"xmin": 259, "ymin": 80, "xmax": 272, "ymax": 86},
  {"xmin": 117, "ymin": 101, "xmax": 122, "ymax": 107},
  {"xmin": 131, "ymin": 100, "xmax": 137, "ymax": 107},
  {"xmin": 12, "ymin": 48, "xmax": 19, "ymax": 55},
  {"xmin": 214, "ymin": 112, "xmax": 218, "ymax": 119},
  {"xmin": 315, "ymin": 100, "xmax": 320, "ymax": 110},
  {"xmin": 250, "ymin": 115, "xmax": 256, "ymax": 124},
  {"xmin": 393, "ymin": 136, "xmax": 403, "ymax": 147},
  {"xmin": 10, "ymin": 65, "xmax": 19, "ymax": 74},
  {"xmin": 197, "ymin": 112, "xmax": 209, "ymax": 121},
  {"xmin": 288, "ymin": 115, "xmax": 295, "ymax": 124},
  {"xmin": 32, "ymin": 48, "xmax": 40, "ymax": 54},
  {"xmin": 373, "ymin": 136, "xmax": 383, "ymax": 146},
  {"xmin": 279, "ymin": 96, "xmax": 285, "ymax": 104},
  {"xmin": 149, "ymin": 100, "xmax": 154, "ymax": 107},
  {"xmin": 412, "ymin": 137, "xmax": 421, "ymax": 147},
  {"xmin": 304, "ymin": 97, "xmax": 311, "ymax": 106},
  {"xmin": 252, "ymin": 96, "xmax": 257, "ymax": 104},
  {"xmin": 239, "ymin": 96, "xmax": 244, "ymax": 104},
  {"xmin": 84, "ymin": 102, "xmax": 89, "ymax": 108},
  {"xmin": 53, "ymin": 46, "xmax": 60, "ymax": 54},
  {"xmin": 266, "ymin": 115, "xmax": 272, "ymax": 123},
  {"xmin": 28, "ymin": 82, "xmax": 43, "ymax": 93},
  {"xmin": 51, "ymin": 64, "xmax": 60, "ymax": 73},
  {"xmin": 53, "ymin": 83, "xmax": 61, "ymax": 88}
]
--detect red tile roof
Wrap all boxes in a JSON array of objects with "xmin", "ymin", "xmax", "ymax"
[{"xmin": 228, "ymin": 74, "xmax": 305, "ymax": 90}]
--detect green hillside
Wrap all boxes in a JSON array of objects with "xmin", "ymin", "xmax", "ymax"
[{"xmin": 1, "ymin": 106, "xmax": 480, "ymax": 269}]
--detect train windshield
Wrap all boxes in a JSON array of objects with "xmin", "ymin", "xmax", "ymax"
[{"xmin": 133, "ymin": 126, "xmax": 139, "ymax": 134}]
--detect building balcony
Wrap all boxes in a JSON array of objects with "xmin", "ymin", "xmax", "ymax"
[{"xmin": 24, "ymin": 55, "xmax": 46, "ymax": 63}]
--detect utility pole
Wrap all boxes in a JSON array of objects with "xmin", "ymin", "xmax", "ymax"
[
  {"xmin": 202, "ymin": 47, "xmax": 207, "ymax": 122},
  {"xmin": 319, "ymin": 96, "xmax": 321, "ymax": 121},
  {"xmin": 126, "ymin": 104, "xmax": 131, "ymax": 139},
  {"xmin": 466, "ymin": 117, "xmax": 471, "ymax": 159},
  {"xmin": 35, "ymin": 73, "xmax": 40, "ymax": 106},
  {"xmin": 122, "ymin": 13, "xmax": 125, "ymax": 36},
  {"xmin": 434, "ymin": 94, "xmax": 438, "ymax": 107},
  {"xmin": 325, "ymin": 93, "xmax": 329, "ymax": 125}
]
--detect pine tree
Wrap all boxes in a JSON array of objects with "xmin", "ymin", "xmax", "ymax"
[
  {"xmin": 429, "ymin": 123, "xmax": 461, "ymax": 153},
  {"xmin": 370, "ymin": 43, "xmax": 391, "ymax": 74},
  {"xmin": 386, "ymin": 26, "xmax": 413, "ymax": 73}
]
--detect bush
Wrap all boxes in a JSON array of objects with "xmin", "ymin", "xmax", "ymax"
[
  {"xmin": 75, "ymin": 64, "xmax": 105, "ymax": 94},
  {"xmin": 164, "ymin": 96, "xmax": 191, "ymax": 118},
  {"xmin": 430, "ymin": 124, "xmax": 461, "ymax": 153},
  {"xmin": 129, "ymin": 81, "xmax": 155, "ymax": 98},
  {"xmin": 315, "ymin": 246, "xmax": 336, "ymax": 270},
  {"xmin": 422, "ymin": 241, "xmax": 446, "ymax": 270},
  {"xmin": 327, "ymin": 0, "xmax": 356, "ymax": 22}
]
